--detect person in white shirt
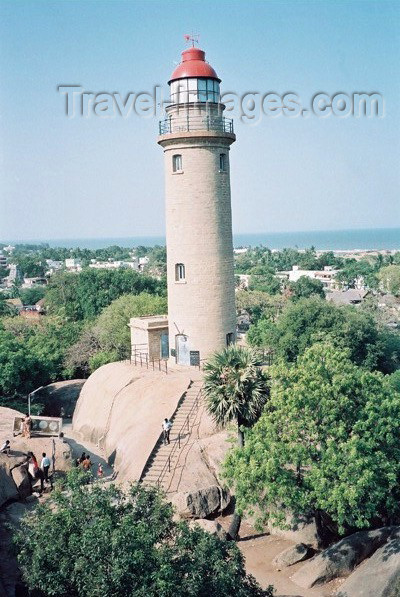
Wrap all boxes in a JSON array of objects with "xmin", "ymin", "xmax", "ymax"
[
  {"xmin": 40, "ymin": 452, "xmax": 51, "ymax": 483},
  {"xmin": 162, "ymin": 418, "xmax": 172, "ymax": 445}
]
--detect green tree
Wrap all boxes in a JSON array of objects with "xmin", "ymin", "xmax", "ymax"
[
  {"xmin": 0, "ymin": 317, "xmax": 80, "ymax": 407},
  {"xmin": 14, "ymin": 476, "xmax": 268, "ymax": 597},
  {"xmin": 249, "ymin": 271, "xmax": 281, "ymax": 295},
  {"xmin": 378, "ymin": 265, "xmax": 400, "ymax": 297},
  {"xmin": 19, "ymin": 286, "xmax": 46, "ymax": 305},
  {"xmin": 89, "ymin": 349, "xmax": 120, "ymax": 372},
  {"xmin": 95, "ymin": 293, "xmax": 167, "ymax": 358},
  {"xmin": 45, "ymin": 269, "xmax": 165, "ymax": 321},
  {"xmin": 336, "ymin": 259, "xmax": 377, "ymax": 289},
  {"xmin": 224, "ymin": 342, "xmax": 400, "ymax": 534},
  {"xmin": 289, "ymin": 276, "xmax": 325, "ymax": 300},
  {"xmin": 236, "ymin": 290, "xmax": 287, "ymax": 324},
  {"xmin": 248, "ymin": 296, "xmax": 399, "ymax": 373},
  {"xmin": 204, "ymin": 345, "xmax": 269, "ymax": 539}
]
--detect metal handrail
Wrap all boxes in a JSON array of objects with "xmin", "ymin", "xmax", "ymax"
[
  {"xmin": 156, "ymin": 387, "xmax": 202, "ymax": 488},
  {"xmin": 159, "ymin": 115, "xmax": 234, "ymax": 135},
  {"xmin": 130, "ymin": 350, "xmax": 168, "ymax": 374}
]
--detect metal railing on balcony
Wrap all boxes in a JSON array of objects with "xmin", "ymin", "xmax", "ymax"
[
  {"xmin": 130, "ymin": 346, "xmax": 168, "ymax": 374},
  {"xmin": 159, "ymin": 114, "xmax": 234, "ymax": 135}
]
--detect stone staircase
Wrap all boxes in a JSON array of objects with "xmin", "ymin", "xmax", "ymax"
[{"xmin": 140, "ymin": 380, "xmax": 203, "ymax": 488}]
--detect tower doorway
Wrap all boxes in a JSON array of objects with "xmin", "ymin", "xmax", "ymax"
[
  {"xmin": 160, "ymin": 332, "xmax": 169, "ymax": 359},
  {"xmin": 176, "ymin": 334, "xmax": 190, "ymax": 365}
]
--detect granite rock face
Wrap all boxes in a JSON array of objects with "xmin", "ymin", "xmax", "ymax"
[
  {"xmin": 171, "ymin": 485, "xmax": 229, "ymax": 519},
  {"xmin": 272, "ymin": 543, "xmax": 311, "ymax": 569},
  {"xmin": 291, "ymin": 527, "xmax": 396, "ymax": 589},
  {"xmin": 335, "ymin": 532, "xmax": 400, "ymax": 597},
  {"xmin": 189, "ymin": 519, "xmax": 228, "ymax": 541},
  {"xmin": 0, "ymin": 455, "xmax": 27, "ymax": 507}
]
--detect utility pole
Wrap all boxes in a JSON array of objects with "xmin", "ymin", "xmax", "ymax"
[{"xmin": 28, "ymin": 385, "xmax": 44, "ymax": 416}]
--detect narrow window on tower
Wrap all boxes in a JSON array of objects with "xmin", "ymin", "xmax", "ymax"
[
  {"xmin": 175, "ymin": 263, "xmax": 186, "ymax": 282},
  {"xmin": 172, "ymin": 154, "xmax": 182, "ymax": 173},
  {"xmin": 219, "ymin": 153, "xmax": 227, "ymax": 172}
]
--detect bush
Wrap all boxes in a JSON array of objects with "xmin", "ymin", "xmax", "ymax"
[
  {"xmin": 224, "ymin": 342, "xmax": 400, "ymax": 534},
  {"xmin": 14, "ymin": 480, "xmax": 270, "ymax": 596}
]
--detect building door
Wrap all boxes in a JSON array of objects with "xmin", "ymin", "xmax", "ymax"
[
  {"xmin": 176, "ymin": 334, "xmax": 190, "ymax": 365},
  {"xmin": 160, "ymin": 333, "xmax": 169, "ymax": 359}
]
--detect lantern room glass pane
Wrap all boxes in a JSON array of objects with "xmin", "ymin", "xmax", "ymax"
[{"xmin": 198, "ymin": 79, "xmax": 207, "ymax": 91}]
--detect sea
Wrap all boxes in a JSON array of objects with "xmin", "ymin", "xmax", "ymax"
[{"xmin": 5, "ymin": 228, "xmax": 400, "ymax": 251}]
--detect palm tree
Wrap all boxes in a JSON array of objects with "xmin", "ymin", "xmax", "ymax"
[{"xmin": 203, "ymin": 344, "xmax": 269, "ymax": 539}]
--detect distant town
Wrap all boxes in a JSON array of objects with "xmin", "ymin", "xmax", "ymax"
[{"xmin": 0, "ymin": 242, "xmax": 399, "ymax": 330}]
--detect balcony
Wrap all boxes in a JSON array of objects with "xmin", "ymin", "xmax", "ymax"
[{"xmin": 159, "ymin": 114, "xmax": 234, "ymax": 135}]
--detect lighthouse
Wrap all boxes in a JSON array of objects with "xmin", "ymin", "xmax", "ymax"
[{"xmin": 158, "ymin": 43, "xmax": 236, "ymax": 365}]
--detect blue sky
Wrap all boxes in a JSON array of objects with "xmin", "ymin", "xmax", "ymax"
[{"xmin": 0, "ymin": 0, "xmax": 399, "ymax": 241}]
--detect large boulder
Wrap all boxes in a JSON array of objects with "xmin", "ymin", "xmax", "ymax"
[
  {"xmin": 38, "ymin": 379, "xmax": 85, "ymax": 418},
  {"xmin": 268, "ymin": 511, "xmax": 322, "ymax": 550},
  {"xmin": 336, "ymin": 535, "xmax": 400, "ymax": 596},
  {"xmin": 189, "ymin": 519, "xmax": 228, "ymax": 541},
  {"xmin": 171, "ymin": 485, "xmax": 229, "ymax": 519},
  {"xmin": 291, "ymin": 527, "xmax": 396, "ymax": 589},
  {"xmin": 0, "ymin": 454, "xmax": 26, "ymax": 507},
  {"xmin": 11, "ymin": 464, "xmax": 31, "ymax": 499},
  {"xmin": 272, "ymin": 543, "xmax": 312, "ymax": 570}
]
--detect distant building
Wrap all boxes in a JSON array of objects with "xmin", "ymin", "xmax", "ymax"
[
  {"xmin": 45, "ymin": 259, "xmax": 63, "ymax": 275},
  {"xmin": 3, "ymin": 245, "xmax": 15, "ymax": 253},
  {"xmin": 22, "ymin": 277, "xmax": 47, "ymax": 288},
  {"xmin": 89, "ymin": 260, "xmax": 139, "ymax": 271},
  {"xmin": 277, "ymin": 265, "xmax": 340, "ymax": 291},
  {"xmin": 0, "ymin": 253, "xmax": 7, "ymax": 268},
  {"xmin": 65, "ymin": 258, "xmax": 82, "ymax": 272},
  {"xmin": 234, "ymin": 248, "xmax": 249, "ymax": 255},
  {"xmin": 236, "ymin": 274, "xmax": 251, "ymax": 290},
  {"xmin": 326, "ymin": 289, "xmax": 369, "ymax": 306}
]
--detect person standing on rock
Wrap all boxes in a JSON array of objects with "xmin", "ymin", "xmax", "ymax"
[
  {"xmin": 23, "ymin": 414, "xmax": 32, "ymax": 438},
  {"xmin": 162, "ymin": 418, "xmax": 172, "ymax": 445},
  {"xmin": 27, "ymin": 452, "xmax": 44, "ymax": 492},
  {"xmin": 40, "ymin": 452, "xmax": 51, "ymax": 483},
  {"xmin": 82, "ymin": 454, "xmax": 92, "ymax": 472}
]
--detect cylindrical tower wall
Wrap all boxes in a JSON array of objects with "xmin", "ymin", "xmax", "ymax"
[{"xmin": 159, "ymin": 128, "xmax": 236, "ymax": 363}]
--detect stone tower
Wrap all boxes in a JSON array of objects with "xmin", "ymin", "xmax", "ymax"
[{"xmin": 158, "ymin": 45, "xmax": 236, "ymax": 365}]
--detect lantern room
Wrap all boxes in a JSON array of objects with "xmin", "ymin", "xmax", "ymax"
[{"xmin": 169, "ymin": 47, "xmax": 221, "ymax": 105}]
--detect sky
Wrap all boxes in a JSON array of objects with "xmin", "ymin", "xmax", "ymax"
[{"xmin": 0, "ymin": 0, "xmax": 399, "ymax": 241}]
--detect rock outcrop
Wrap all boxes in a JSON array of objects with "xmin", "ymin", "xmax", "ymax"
[
  {"xmin": 11, "ymin": 465, "xmax": 31, "ymax": 499},
  {"xmin": 336, "ymin": 534, "xmax": 400, "ymax": 596},
  {"xmin": 272, "ymin": 543, "xmax": 312, "ymax": 570},
  {"xmin": 291, "ymin": 527, "xmax": 396, "ymax": 589},
  {"xmin": 189, "ymin": 519, "xmax": 228, "ymax": 541},
  {"xmin": 72, "ymin": 362, "xmax": 195, "ymax": 481},
  {"xmin": 171, "ymin": 485, "xmax": 229, "ymax": 519},
  {"xmin": 0, "ymin": 455, "xmax": 22, "ymax": 507},
  {"xmin": 268, "ymin": 511, "xmax": 322, "ymax": 550}
]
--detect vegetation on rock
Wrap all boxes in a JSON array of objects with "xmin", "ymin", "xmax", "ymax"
[{"xmin": 14, "ymin": 472, "xmax": 270, "ymax": 597}]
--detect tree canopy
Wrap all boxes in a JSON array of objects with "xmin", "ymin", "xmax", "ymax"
[
  {"xmin": 14, "ymin": 475, "xmax": 269, "ymax": 597},
  {"xmin": 224, "ymin": 342, "xmax": 400, "ymax": 534},
  {"xmin": 45, "ymin": 269, "xmax": 165, "ymax": 321},
  {"xmin": 289, "ymin": 275, "xmax": 325, "ymax": 300},
  {"xmin": 95, "ymin": 293, "xmax": 167, "ymax": 359},
  {"xmin": 248, "ymin": 296, "xmax": 400, "ymax": 373},
  {"xmin": 378, "ymin": 265, "xmax": 400, "ymax": 297}
]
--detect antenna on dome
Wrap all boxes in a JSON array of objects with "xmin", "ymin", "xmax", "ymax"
[{"xmin": 184, "ymin": 33, "xmax": 200, "ymax": 47}]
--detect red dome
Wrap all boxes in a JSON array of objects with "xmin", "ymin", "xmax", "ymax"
[{"xmin": 169, "ymin": 47, "xmax": 220, "ymax": 83}]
